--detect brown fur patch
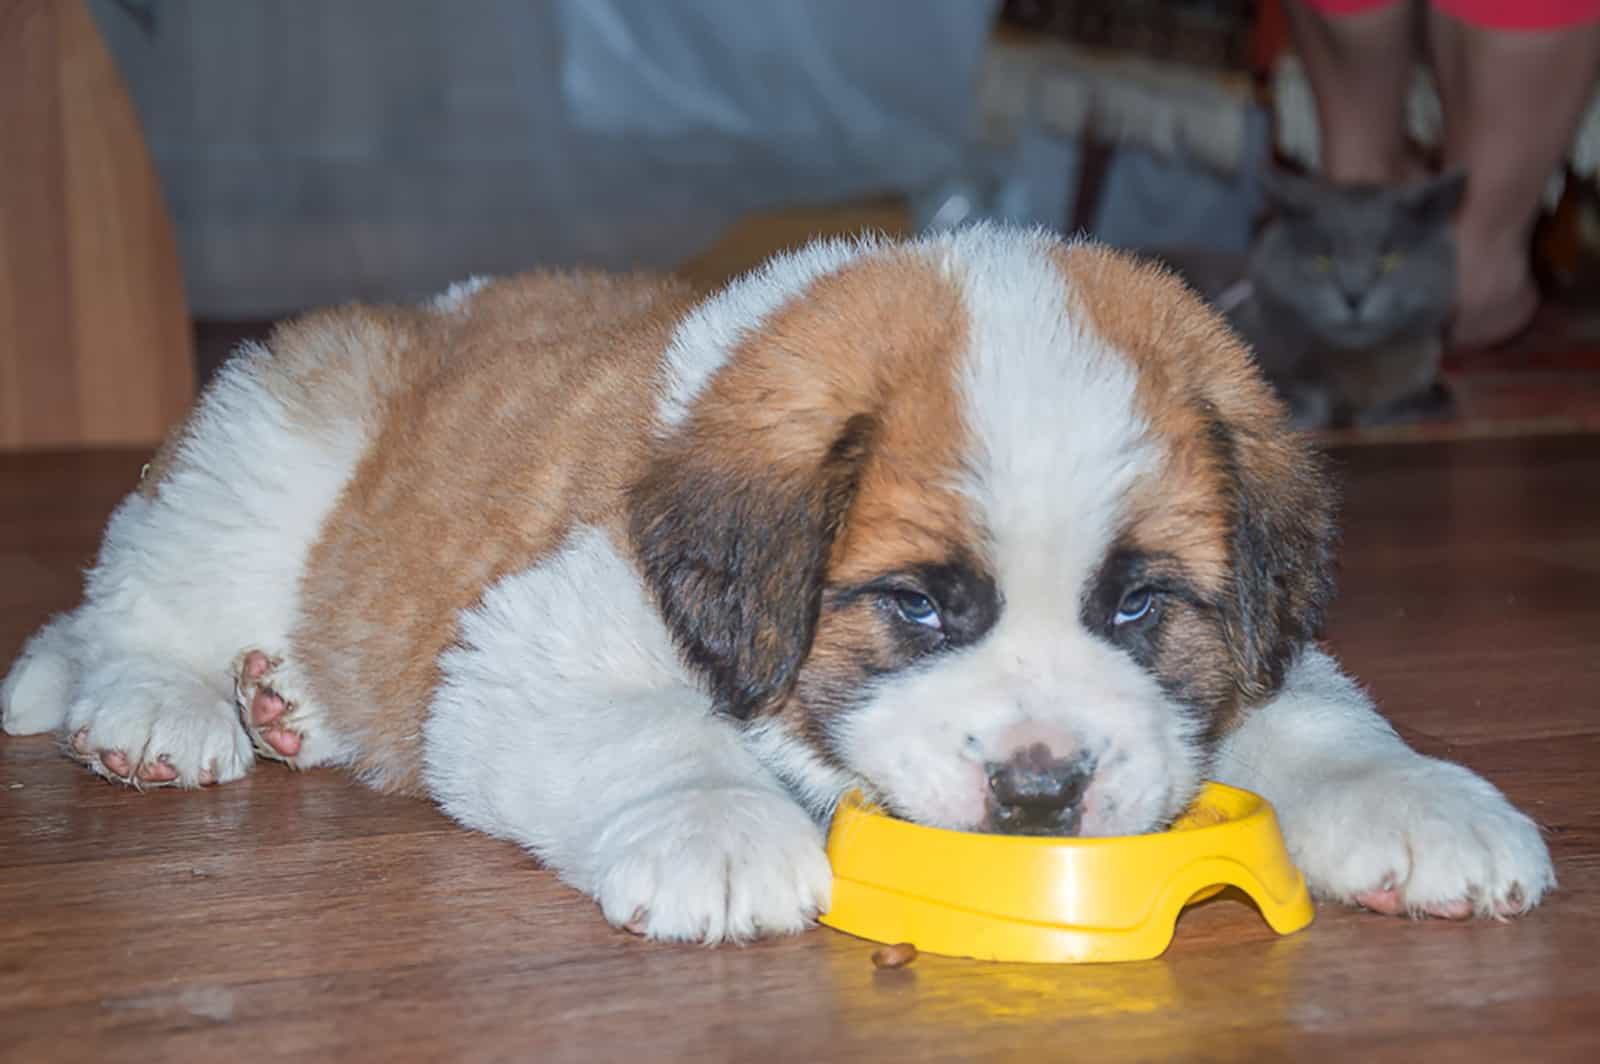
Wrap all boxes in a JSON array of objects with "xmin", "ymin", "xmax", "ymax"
[
  {"xmin": 292, "ymin": 274, "xmax": 696, "ymax": 792},
  {"xmin": 724, "ymin": 253, "xmax": 977, "ymax": 583},
  {"xmin": 628, "ymin": 249, "xmax": 976, "ymax": 740},
  {"xmin": 1057, "ymin": 245, "xmax": 1336, "ymax": 734},
  {"xmin": 768, "ymin": 254, "xmax": 978, "ymax": 746}
]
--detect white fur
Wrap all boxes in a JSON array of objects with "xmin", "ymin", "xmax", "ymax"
[
  {"xmin": 831, "ymin": 228, "xmax": 1201, "ymax": 834},
  {"xmin": 739, "ymin": 716, "xmax": 859, "ymax": 819},
  {"xmin": 656, "ymin": 236, "xmax": 873, "ymax": 427},
  {"xmin": 423, "ymin": 526, "xmax": 831, "ymax": 943},
  {"xmin": 1215, "ymin": 648, "xmax": 1556, "ymax": 916},
  {"xmin": 428, "ymin": 275, "xmax": 492, "ymax": 315},
  {"xmin": 1, "ymin": 341, "xmax": 367, "ymax": 781}
]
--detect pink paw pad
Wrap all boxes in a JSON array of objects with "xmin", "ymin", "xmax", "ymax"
[
  {"xmin": 70, "ymin": 726, "xmax": 187, "ymax": 787},
  {"xmin": 1355, "ymin": 888, "xmax": 1474, "ymax": 920},
  {"xmin": 236, "ymin": 650, "xmax": 303, "ymax": 763},
  {"xmin": 262, "ymin": 727, "xmax": 301, "ymax": 757},
  {"xmin": 250, "ymin": 687, "xmax": 287, "ymax": 726},
  {"xmin": 241, "ymin": 650, "xmax": 273, "ymax": 683},
  {"xmin": 136, "ymin": 757, "xmax": 178, "ymax": 784}
]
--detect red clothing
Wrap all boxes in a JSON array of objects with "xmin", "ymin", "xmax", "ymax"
[{"xmin": 1303, "ymin": 0, "xmax": 1600, "ymax": 29}]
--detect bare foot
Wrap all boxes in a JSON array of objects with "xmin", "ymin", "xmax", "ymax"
[{"xmin": 1449, "ymin": 266, "xmax": 1538, "ymax": 350}]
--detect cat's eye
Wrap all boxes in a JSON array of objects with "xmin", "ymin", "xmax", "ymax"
[
  {"xmin": 1311, "ymin": 255, "xmax": 1332, "ymax": 272},
  {"xmin": 891, "ymin": 590, "xmax": 943, "ymax": 631},
  {"xmin": 1114, "ymin": 587, "xmax": 1156, "ymax": 626},
  {"xmin": 1380, "ymin": 251, "xmax": 1405, "ymax": 273}
]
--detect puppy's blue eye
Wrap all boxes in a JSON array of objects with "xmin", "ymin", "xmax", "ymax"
[
  {"xmin": 1114, "ymin": 588, "xmax": 1155, "ymax": 626},
  {"xmin": 893, "ymin": 591, "xmax": 942, "ymax": 630}
]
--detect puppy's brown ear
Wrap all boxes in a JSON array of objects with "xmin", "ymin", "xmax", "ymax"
[
  {"xmin": 628, "ymin": 414, "xmax": 876, "ymax": 719},
  {"xmin": 1214, "ymin": 419, "xmax": 1338, "ymax": 702}
]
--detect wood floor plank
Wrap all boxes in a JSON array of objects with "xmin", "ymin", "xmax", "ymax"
[{"xmin": 3, "ymin": 436, "xmax": 1598, "ymax": 1060}]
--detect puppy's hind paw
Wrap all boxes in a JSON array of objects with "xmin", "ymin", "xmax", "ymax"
[
  {"xmin": 62, "ymin": 661, "xmax": 254, "ymax": 789},
  {"xmin": 233, "ymin": 650, "xmax": 337, "ymax": 769}
]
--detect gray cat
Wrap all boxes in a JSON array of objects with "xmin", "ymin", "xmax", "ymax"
[{"xmin": 1160, "ymin": 170, "xmax": 1464, "ymax": 429}]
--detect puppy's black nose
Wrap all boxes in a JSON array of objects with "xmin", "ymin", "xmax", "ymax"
[{"xmin": 985, "ymin": 744, "xmax": 1094, "ymax": 835}]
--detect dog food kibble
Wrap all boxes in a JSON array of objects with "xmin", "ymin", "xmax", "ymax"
[
  {"xmin": 1175, "ymin": 803, "xmax": 1231, "ymax": 830},
  {"xmin": 871, "ymin": 942, "xmax": 918, "ymax": 969}
]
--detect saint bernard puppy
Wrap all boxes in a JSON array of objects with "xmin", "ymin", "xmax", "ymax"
[{"xmin": 1, "ymin": 227, "xmax": 1554, "ymax": 941}]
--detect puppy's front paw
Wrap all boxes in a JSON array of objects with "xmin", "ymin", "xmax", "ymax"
[
  {"xmin": 1280, "ymin": 757, "xmax": 1555, "ymax": 919},
  {"xmin": 588, "ymin": 785, "xmax": 832, "ymax": 944}
]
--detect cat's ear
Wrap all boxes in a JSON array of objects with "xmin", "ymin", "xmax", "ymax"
[
  {"xmin": 1258, "ymin": 167, "xmax": 1321, "ymax": 216},
  {"xmin": 1402, "ymin": 169, "xmax": 1467, "ymax": 222}
]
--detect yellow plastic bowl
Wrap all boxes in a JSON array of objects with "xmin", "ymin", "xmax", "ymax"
[{"xmin": 820, "ymin": 781, "xmax": 1312, "ymax": 963}]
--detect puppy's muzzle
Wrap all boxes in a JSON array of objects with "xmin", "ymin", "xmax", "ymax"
[{"xmin": 984, "ymin": 744, "xmax": 1095, "ymax": 835}]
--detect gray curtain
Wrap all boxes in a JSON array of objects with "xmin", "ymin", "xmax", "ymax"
[{"xmin": 95, "ymin": 0, "xmax": 997, "ymax": 317}]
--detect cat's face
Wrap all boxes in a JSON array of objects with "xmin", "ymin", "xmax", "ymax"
[{"xmin": 1249, "ymin": 171, "xmax": 1463, "ymax": 351}]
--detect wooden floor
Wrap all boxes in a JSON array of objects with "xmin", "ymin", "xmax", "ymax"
[{"xmin": 2, "ymin": 436, "xmax": 1598, "ymax": 1062}]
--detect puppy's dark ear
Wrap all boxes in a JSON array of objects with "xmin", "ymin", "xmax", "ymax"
[
  {"xmin": 1212, "ymin": 419, "xmax": 1338, "ymax": 702},
  {"xmin": 629, "ymin": 414, "xmax": 876, "ymax": 719}
]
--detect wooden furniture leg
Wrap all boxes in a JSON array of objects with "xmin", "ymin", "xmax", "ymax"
[{"xmin": 0, "ymin": 0, "xmax": 194, "ymax": 451}]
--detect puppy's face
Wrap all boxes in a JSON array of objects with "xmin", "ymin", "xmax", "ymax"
[{"xmin": 631, "ymin": 229, "xmax": 1334, "ymax": 836}]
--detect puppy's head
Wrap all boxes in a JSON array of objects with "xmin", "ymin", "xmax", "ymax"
[{"xmin": 630, "ymin": 228, "xmax": 1334, "ymax": 835}]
